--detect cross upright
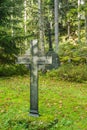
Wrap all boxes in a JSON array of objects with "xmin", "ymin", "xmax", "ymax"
[{"xmin": 17, "ymin": 39, "xmax": 52, "ymax": 117}]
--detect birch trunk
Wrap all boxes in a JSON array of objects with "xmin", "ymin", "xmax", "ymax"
[
  {"xmin": 85, "ymin": 0, "xmax": 87, "ymax": 44},
  {"xmin": 38, "ymin": 0, "xmax": 44, "ymax": 55},
  {"xmin": 67, "ymin": 0, "xmax": 70, "ymax": 39},
  {"xmin": 54, "ymin": 0, "xmax": 59, "ymax": 53},
  {"xmin": 11, "ymin": 0, "xmax": 14, "ymax": 37},
  {"xmin": 85, "ymin": 14, "xmax": 87, "ymax": 44},
  {"xmin": 24, "ymin": 0, "xmax": 27, "ymax": 46},
  {"xmin": 78, "ymin": 0, "xmax": 81, "ymax": 43},
  {"xmin": 67, "ymin": 20, "xmax": 70, "ymax": 39}
]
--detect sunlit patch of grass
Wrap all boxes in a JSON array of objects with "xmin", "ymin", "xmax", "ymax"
[{"xmin": 0, "ymin": 75, "xmax": 87, "ymax": 130}]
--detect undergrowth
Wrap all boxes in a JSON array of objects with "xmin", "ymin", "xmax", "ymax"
[{"xmin": 45, "ymin": 64, "xmax": 87, "ymax": 83}]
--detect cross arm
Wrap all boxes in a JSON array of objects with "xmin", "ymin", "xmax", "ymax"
[
  {"xmin": 16, "ymin": 56, "xmax": 31, "ymax": 65},
  {"xmin": 38, "ymin": 56, "xmax": 52, "ymax": 65}
]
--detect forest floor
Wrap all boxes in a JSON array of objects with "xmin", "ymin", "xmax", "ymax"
[{"xmin": 0, "ymin": 75, "xmax": 87, "ymax": 130}]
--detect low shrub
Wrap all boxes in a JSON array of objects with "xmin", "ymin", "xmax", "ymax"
[
  {"xmin": 59, "ymin": 41, "xmax": 87, "ymax": 64},
  {"xmin": 0, "ymin": 64, "xmax": 29, "ymax": 77},
  {"xmin": 46, "ymin": 64, "xmax": 87, "ymax": 83}
]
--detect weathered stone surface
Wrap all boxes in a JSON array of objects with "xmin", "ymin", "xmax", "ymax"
[{"xmin": 17, "ymin": 40, "xmax": 52, "ymax": 117}]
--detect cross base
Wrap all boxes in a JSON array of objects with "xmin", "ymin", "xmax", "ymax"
[{"xmin": 29, "ymin": 110, "xmax": 39, "ymax": 117}]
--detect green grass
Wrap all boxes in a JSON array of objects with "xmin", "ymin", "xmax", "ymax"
[{"xmin": 0, "ymin": 75, "xmax": 87, "ymax": 130}]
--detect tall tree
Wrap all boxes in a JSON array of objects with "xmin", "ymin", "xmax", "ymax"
[
  {"xmin": 54, "ymin": 0, "xmax": 59, "ymax": 53},
  {"xmin": 84, "ymin": 0, "xmax": 87, "ymax": 44},
  {"xmin": 24, "ymin": 0, "xmax": 27, "ymax": 46},
  {"xmin": 38, "ymin": 0, "xmax": 45, "ymax": 55},
  {"xmin": 78, "ymin": 0, "xmax": 81, "ymax": 43},
  {"xmin": 0, "ymin": 0, "xmax": 24, "ymax": 64},
  {"xmin": 67, "ymin": 0, "xmax": 71, "ymax": 39}
]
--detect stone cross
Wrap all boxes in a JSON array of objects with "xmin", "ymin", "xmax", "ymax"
[{"xmin": 17, "ymin": 40, "xmax": 52, "ymax": 117}]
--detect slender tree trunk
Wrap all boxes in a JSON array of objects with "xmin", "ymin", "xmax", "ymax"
[
  {"xmin": 38, "ymin": 0, "xmax": 44, "ymax": 55},
  {"xmin": 54, "ymin": 0, "xmax": 59, "ymax": 53},
  {"xmin": 67, "ymin": 20, "xmax": 70, "ymax": 39},
  {"xmin": 78, "ymin": 0, "xmax": 81, "ymax": 43},
  {"xmin": 67, "ymin": 0, "xmax": 70, "ymax": 39},
  {"xmin": 85, "ymin": 14, "xmax": 87, "ymax": 44},
  {"xmin": 24, "ymin": 0, "xmax": 27, "ymax": 47},
  {"xmin": 85, "ymin": 0, "xmax": 87, "ymax": 44},
  {"xmin": 11, "ymin": 0, "xmax": 14, "ymax": 37},
  {"xmin": 11, "ymin": 15, "xmax": 13, "ymax": 37}
]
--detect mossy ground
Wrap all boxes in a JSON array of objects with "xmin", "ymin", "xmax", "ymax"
[{"xmin": 0, "ymin": 75, "xmax": 87, "ymax": 130}]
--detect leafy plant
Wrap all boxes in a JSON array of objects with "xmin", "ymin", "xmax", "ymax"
[
  {"xmin": 46, "ymin": 64, "xmax": 87, "ymax": 83},
  {"xmin": 59, "ymin": 41, "xmax": 87, "ymax": 64},
  {"xmin": 0, "ymin": 64, "xmax": 29, "ymax": 76}
]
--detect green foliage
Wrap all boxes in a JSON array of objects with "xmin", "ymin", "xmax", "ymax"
[
  {"xmin": 46, "ymin": 64, "xmax": 87, "ymax": 83},
  {"xmin": 59, "ymin": 41, "xmax": 87, "ymax": 64},
  {"xmin": 0, "ymin": 0, "xmax": 27, "ymax": 64},
  {"xmin": 0, "ymin": 64, "xmax": 29, "ymax": 77},
  {"xmin": 0, "ymin": 36, "xmax": 19, "ymax": 64}
]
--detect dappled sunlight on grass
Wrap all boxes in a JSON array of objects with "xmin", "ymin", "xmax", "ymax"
[{"xmin": 0, "ymin": 75, "xmax": 87, "ymax": 130}]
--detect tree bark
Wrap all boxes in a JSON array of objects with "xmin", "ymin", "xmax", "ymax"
[
  {"xmin": 38, "ymin": 0, "xmax": 45, "ymax": 55},
  {"xmin": 78, "ymin": 0, "xmax": 81, "ymax": 43},
  {"xmin": 24, "ymin": 0, "xmax": 27, "ymax": 46},
  {"xmin": 85, "ymin": 0, "xmax": 87, "ymax": 44},
  {"xmin": 85, "ymin": 13, "xmax": 87, "ymax": 44},
  {"xmin": 54, "ymin": 0, "xmax": 59, "ymax": 53},
  {"xmin": 67, "ymin": 0, "xmax": 70, "ymax": 39},
  {"xmin": 11, "ymin": 0, "xmax": 14, "ymax": 37}
]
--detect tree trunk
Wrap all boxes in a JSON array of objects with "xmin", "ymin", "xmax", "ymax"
[
  {"xmin": 85, "ymin": 14, "xmax": 87, "ymax": 44},
  {"xmin": 85, "ymin": 0, "xmax": 87, "ymax": 44},
  {"xmin": 54, "ymin": 0, "xmax": 59, "ymax": 53},
  {"xmin": 78, "ymin": 0, "xmax": 81, "ymax": 43},
  {"xmin": 11, "ymin": 0, "xmax": 14, "ymax": 37},
  {"xmin": 67, "ymin": 20, "xmax": 70, "ymax": 39},
  {"xmin": 67, "ymin": 0, "xmax": 70, "ymax": 39},
  {"xmin": 38, "ymin": 0, "xmax": 44, "ymax": 55},
  {"xmin": 24, "ymin": 0, "xmax": 27, "ymax": 47}
]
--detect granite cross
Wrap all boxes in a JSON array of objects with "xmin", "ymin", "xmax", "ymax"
[{"xmin": 17, "ymin": 40, "xmax": 52, "ymax": 117}]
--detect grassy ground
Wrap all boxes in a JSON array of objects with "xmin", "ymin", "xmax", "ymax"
[{"xmin": 0, "ymin": 75, "xmax": 87, "ymax": 130}]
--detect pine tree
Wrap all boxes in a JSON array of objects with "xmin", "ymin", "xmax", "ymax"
[{"xmin": 0, "ymin": 0, "xmax": 24, "ymax": 64}]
